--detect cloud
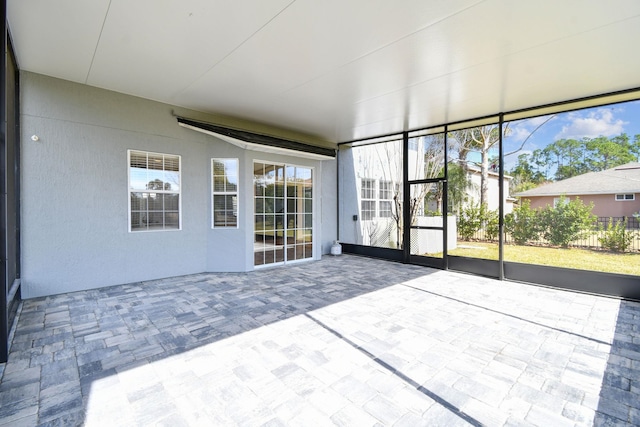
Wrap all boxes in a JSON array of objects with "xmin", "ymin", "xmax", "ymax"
[
  {"xmin": 507, "ymin": 115, "xmax": 556, "ymax": 143},
  {"xmin": 555, "ymin": 108, "xmax": 626, "ymax": 140}
]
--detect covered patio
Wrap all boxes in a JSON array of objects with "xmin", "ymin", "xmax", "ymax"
[{"xmin": 0, "ymin": 255, "xmax": 637, "ymax": 426}]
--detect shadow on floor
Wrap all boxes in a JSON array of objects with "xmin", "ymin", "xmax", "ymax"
[
  {"xmin": 0, "ymin": 255, "xmax": 434, "ymax": 425},
  {"xmin": 594, "ymin": 299, "xmax": 640, "ymax": 426}
]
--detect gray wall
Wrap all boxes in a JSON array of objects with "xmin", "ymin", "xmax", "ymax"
[
  {"xmin": 337, "ymin": 147, "xmax": 362, "ymax": 244},
  {"xmin": 20, "ymin": 72, "xmax": 337, "ymax": 298}
]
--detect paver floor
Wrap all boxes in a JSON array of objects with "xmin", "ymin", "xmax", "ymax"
[{"xmin": 0, "ymin": 255, "xmax": 639, "ymax": 426}]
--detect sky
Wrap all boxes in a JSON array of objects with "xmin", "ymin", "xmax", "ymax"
[{"xmin": 502, "ymin": 99, "xmax": 640, "ymax": 170}]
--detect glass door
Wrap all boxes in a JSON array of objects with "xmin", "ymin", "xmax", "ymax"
[
  {"xmin": 406, "ymin": 131, "xmax": 447, "ymax": 269},
  {"xmin": 254, "ymin": 161, "xmax": 313, "ymax": 267}
]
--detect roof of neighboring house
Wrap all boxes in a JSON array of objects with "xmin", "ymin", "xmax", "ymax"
[{"xmin": 515, "ymin": 162, "xmax": 640, "ymax": 197}]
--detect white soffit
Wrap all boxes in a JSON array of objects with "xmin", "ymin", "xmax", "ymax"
[{"xmin": 8, "ymin": 0, "xmax": 640, "ymax": 143}]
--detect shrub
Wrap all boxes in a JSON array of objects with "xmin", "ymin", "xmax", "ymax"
[
  {"xmin": 457, "ymin": 203, "xmax": 499, "ymax": 241},
  {"xmin": 598, "ymin": 218, "xmax": 634, "ymax": 252},
  {"xmin": 457, "ymin": 202, "xmax": 484, "ymax": 240},
  {"xmin": 539, "ymin": 196, "xmax": 595, "ymax": 247},
  {"xmin": 485, "ymin": 208, "xmax": 500, "ymax": 241},
  {"xmin": 505, "ymin": 199, "xmax": 540, "ymax": 244}
]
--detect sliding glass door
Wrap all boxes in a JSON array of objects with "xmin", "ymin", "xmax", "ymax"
[{"xmin": 254, "ymin": 161, "xmax": 313, "ymax": 267}]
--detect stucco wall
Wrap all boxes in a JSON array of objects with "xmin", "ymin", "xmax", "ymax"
[
  {"xmin": 20, "ymin": 72, "xmax": 337, "ymax": 298},
  {"xmin": 526, "ymin": 194, "xmax": 640, "ymax": 218}
]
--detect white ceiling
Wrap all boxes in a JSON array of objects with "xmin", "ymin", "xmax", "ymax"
[{"xmin": 8, "ymin": 0, "xmax": 640, "ymax": 144}]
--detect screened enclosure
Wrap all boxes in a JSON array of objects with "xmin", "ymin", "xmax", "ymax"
[{"xmin": 338, "ymin": 92, "xmax": 640, "ymax": 300}]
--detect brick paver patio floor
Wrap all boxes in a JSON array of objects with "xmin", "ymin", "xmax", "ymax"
[{"xmin": 0, "ymin": 255, "xmax": 638, "ymax": 426}]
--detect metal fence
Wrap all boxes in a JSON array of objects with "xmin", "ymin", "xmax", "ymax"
[
  {"xmin": 459, "ymin": 216, "xmax": 640, "ymax": 252},
  {"xmin": 596, "ymin": 216, "xmax": 640, "ymax": 230}
]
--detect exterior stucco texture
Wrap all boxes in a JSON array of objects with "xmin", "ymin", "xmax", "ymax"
[{"xmin": 20, "ymin": 72, "xmax": 336, "ymax": 298}]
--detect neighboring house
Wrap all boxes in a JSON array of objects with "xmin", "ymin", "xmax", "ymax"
[
  {"xmin": 458, "ymin": 164, "xmax": 515, "ymax": 215},
  {"xmin": 515, "ymin": 162, "xmax": 640, "ymax": 218}
]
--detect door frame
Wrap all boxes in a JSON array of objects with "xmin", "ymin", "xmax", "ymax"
[{"xmin": 253, "ymin": 160, "xmax": 315, "ymax": 268}]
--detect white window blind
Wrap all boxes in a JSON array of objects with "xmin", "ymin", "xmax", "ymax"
[
  {"xmin": 129, "ymin": 150, "xmax": 181, "ymax": 232},
  {"xmin": 212, "ymin": 158, "xmax": 239, "ymax": 228}
]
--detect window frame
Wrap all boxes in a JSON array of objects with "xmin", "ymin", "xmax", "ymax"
[
  {"xmin": 379, "ymin": 180, "xmax": 393, "ymax": 200},
  {"xmin": 553, "ymin": 196, "xmax": 569, "ymax": 208},
  {"xmin": 212, "ymin": 158, "xmax": 240, "ymax": 229},
  {"xmin": 378, "ymin": 180, "xmax": 393, "ymax": 218},
  {"xmin": 360, "ymin": 178, "xmax": 376, "ymax": 220},
  {"xmin": 128, "ymin": 149, "xmax": 182, "ymax": 232},
  {"xmin": 379, "ymin": 200, "xmax": 393, "ymax": 218},
  {"xmin": 615, "ymin": 193, "xmax": 635, "ymax": 201}
]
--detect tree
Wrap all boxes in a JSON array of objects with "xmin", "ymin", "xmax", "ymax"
[
  {"xmin": 519, "ymin": 134, "xmax": 640, "ymax": 183},
  {"xmin": 508, "ymin": 153, "xmax": 546, "ymax": 194},
  {"xmin": 546, "ymin": 138, "xmax": 588, "ymax": 180},
  {"xmin": 449, "ymin": 124, "xmax": 510, "ymax": 207},
  {"xmin": 447, "ymin": 161, "xmax": 476, "ymax": 215},
  {"xmin": 584, "ymin": 134, "xmax": 636, "ymax": 172},
  {"xmin": 146, "ymin": 179, "xmax": 171, "ymax": 190},
  {"xmin": 633, "ymin": 134, "xmax": 640, "ymax": 161}
]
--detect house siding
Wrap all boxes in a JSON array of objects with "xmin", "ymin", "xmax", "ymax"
[
  {"xmin": 525, "ymin": 194, "xmax": 640, "ymax": 218},
  {"xmin": 467, "ymin": 171, "xmax": 514, "ymax": 214},
  {"xmin": 20, "ymin": 72, "xmax": 336, "ymax": 298}
]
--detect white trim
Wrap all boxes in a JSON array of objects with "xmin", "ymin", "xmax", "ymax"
[
  {"xmin": 128, "ymin": 149, "xmax": 182, "ymax": 232},
  {"xmin": 211, "ymin": 158, "xmax": 240, "ymax": 229},
  {"xmin": 253, "ymin": 160, "xmax": 315, "ymax": 266}
]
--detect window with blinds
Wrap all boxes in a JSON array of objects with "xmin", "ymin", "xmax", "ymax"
[
  {"xmin": 128, "ymin": 150, "xmax": 181, "ymax": 231},
  {"xmin": 212, "ymin": 158, "xmax": 239, "ymax": 228}
]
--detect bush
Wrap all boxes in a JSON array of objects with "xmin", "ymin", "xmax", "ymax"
[
  {"xmin": 539, "ymin": 196, "xmax": 595, "ymax": 247},
  {"xmin": 485, "ymin": 209, "xmax": 500, "ymax": 241},
  {"xmin": 505, "ymin": 199, "xmax": 540, "ymax": 244},
  {"xmin": 457, "ymin": 202, "xmax": 484, "ymax": 240},
  {"xmin": 598, "ymin": 218, "xmax": 634, "ymax": 252},
  {"xmin": 457, "ymin": 203, "xmax": 499, "ymax": 241}
]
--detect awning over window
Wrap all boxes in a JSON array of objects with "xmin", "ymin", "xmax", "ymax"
[{"xmin": 177, "ymin": 117, "xmax": 336, "ymax": 160}]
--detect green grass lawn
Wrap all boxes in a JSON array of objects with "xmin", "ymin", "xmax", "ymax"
[{"xmin": 448, "ymin": 242, "xmax": 640, "ymax": 276}]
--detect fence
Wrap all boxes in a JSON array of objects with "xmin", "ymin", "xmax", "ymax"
[
  {"xmin": 459, "ymin": 216, "xmax": 640, "ymax": 252},
  {"xmin": 596, "ymin": 216, "xmax": 640, "ymax": 230}
]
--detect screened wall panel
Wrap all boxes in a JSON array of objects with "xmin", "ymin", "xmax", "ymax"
[
  {"xmin": 338, "ymin": 139, "xmax": 404, "ymax": 249},
  {"xmin": 503, "ymin": 100, "xmax": 640, "ymax": 279}
]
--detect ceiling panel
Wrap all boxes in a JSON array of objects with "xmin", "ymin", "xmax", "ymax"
[
  {"xmin": 8, "ymin": 0, "xmax": 111, "ymax": 83},
  {"xmin": 500, "ymin": 15, "xmax": 640, "ymax": 112},
  {"xmin": 87, "ymin": 0, "xmax": 294, "ymax": 100},
  {"xmin": 7, "ymin": 0, "xmax": 640, "ymax": 144}
]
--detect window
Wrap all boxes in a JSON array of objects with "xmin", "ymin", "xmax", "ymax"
[
  {"xmin": 212, "ymin": 159, "xmax": 239, "ymax": 228},
  {"xmin": 615, "ymin": 194, "xmax": 635, "ymax": 201},
  {"xmin": 361, "ymin": 178, "xmax": 375, "ymax": 199},
  {"xmin": 553, "ymin": 196, "xmax": 569, "ymax": 207},
  {"xmin": 129, "ymin": 150, "xmax": 181, "ymax": 231},
  {"xmin": 361, "ymin": 179, "xmax": 376, "ymax": 220},
  {"xmin": 379, "ymin": 181, "xmax": 393, "ymax": 200},
  {"xmin": 361, "ymin": 201, "xmax": 376, "ymax": 220},
  {"xmin": 379, "ymin": 201, "xmax": 392, "ymax": 218},
  {"xmin": 379, "ymin": 181, "xmax": 393, "ymax": 218}
]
